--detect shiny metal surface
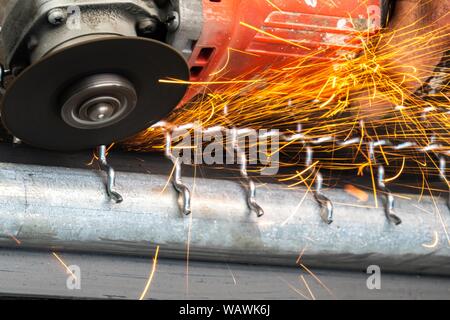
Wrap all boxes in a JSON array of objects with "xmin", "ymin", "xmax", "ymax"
[{"xmin": 0, "ymin": 161, "xmax": 449, "ymax": 275}]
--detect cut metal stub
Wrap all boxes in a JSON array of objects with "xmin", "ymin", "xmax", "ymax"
[{"xmin": 0, "ymin": 37, "xmax": 190, "ymax": 151}]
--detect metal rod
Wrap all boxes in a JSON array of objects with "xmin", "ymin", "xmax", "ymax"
[
  {"xmin": 97, "ymin": 145, "xmax": 123, "ymax": 203},
  {"xmin": 439, "ymin": 157, "xmax": 450, "ymax": 211},
  {"xmin": 165, "ymin": 131, "xmax": 191, "ymax": 216},
  {"xmin": 378, "ymin": 165, "xmax": 402, "ymax": 225},
  {"xmin": 0, "ymin": 161, "xmax": 449, "ymax": 275},
  {"xmin": 369, "ymin": 141, "xmax": 401, "ymax": 225},
  {"xmin": 314, "ymin": 172, "xmax": 334, "ymax": 224},
  {"xmin": 232, "ymin": 128, "xmax": 264, "ymax": 218}
]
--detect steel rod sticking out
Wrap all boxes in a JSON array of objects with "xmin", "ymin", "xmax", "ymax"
[
  {"xmin": 232, "ymin": 128, "xmax": 264, "ymax": 217},
  {"xmin": 2, "ymin": 161, "xmax": 449, "ymax": 275},
  {"xmin": 97, "ymin": 145, "xmax": 123, "ymax": 203},
  {"xmin": 439, "ymin": 157, "xmax": 450, "ymax": 210},
  {"xmin": 165, "ymin": 131, "xmax": 191, "ymax": 216},
  {"xmin": 377, "ymin": 165, "xmax": 402, "ymax": 225},
  {"xmin": 314, "ymin": 172, "xmax": 334, "ymax": 224},
  {"xmin": 305, "ymin": 146, "xmax": 334, "ymax": 224}
]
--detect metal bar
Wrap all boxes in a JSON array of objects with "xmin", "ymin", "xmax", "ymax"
[
  {"xmin": 0, "ymin": 162, "xmax": 449, "ymax": 275},
  {"xmin": 1, "ymin": 248, "xmax": 450, "ymax": 299}
]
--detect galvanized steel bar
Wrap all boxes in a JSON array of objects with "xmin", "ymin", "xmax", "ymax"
[{"xmin": 0, "ymin": 162, "xmax": 449, "ymax": 275}]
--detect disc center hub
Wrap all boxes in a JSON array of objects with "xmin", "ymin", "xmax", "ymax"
[
  {"xmin": 87, "ymin": 102, "xmax": 115, "ymax": 121},
  {"xmin": 61, "ymin": 74, "xmax": 137, "ymax": 129}
]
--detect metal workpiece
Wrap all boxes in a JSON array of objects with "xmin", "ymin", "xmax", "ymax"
[
  {"xmin": 165, "ymin": 131, "xmax": 192, "ymax": 216},
  {"xmin": 232, "ymin": 128, "xmax": 264, "ymax": 218},
  {"xmin": 305, "ymin": 145, "xmax": 333, "ymax": 224},
  {"xmin": 313, "ymin": 172, "xmax": 334, "ymax": 225},
  {"xmin": 0, "ymin": 162, "xmax": 449, "ymax": 275},
  {"xmin": 61, "ymin": 74, "xmax": 138, "ymax": 130},
  {"xmin": 377, "ymin": 165, "xmax": 402, "ymax": 225}
]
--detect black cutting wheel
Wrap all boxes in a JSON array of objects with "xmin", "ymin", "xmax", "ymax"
[{"xmin": 0, "ymin": 37, "xmax": 189, "ymax": 151}]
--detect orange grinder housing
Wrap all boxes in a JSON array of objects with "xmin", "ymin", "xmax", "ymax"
[{"xmin": 183, "ymin": 0, "xmax": 385, "ymax": 102}]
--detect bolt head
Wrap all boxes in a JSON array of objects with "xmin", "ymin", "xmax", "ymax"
[
  {"xmin": 48, "ymin": 9, "xmax": 67, "ymax": 25},
  {"xmin": 167, "ymin": 12, "xmax": 180, "ymax": 32}
]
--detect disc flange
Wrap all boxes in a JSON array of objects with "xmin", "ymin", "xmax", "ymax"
[{"xmin": 1, "ymin": 37, "xmax": 189, "ymax": 151}]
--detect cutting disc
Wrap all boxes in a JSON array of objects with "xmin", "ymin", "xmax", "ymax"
[{"xmin": 1, "ymin": 37, "xmax": 189, "ymax": 151}]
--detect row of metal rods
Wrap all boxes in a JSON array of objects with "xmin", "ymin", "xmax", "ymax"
[
  {"xmin": 1, "ymin": 61, "xmax": 448, "ymax": 224},
  {"xmin": 8, "ymin": 129, "xmax": 449, "ymax": 225},
  {"xmin": 96, "ymin": 122, "xmax": 449, "ymax": 226}
]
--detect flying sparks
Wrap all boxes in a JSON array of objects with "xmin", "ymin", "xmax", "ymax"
[
  {"xmin": 52, "ymin": 252, "xmax": 77, "ymax": 281},
  {"xmin": 125, "ymin": 2, "xmax": 449, "ymax": 225}
]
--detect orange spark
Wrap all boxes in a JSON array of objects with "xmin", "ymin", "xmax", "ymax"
[
  {"xmin": 344, "ymin": 184, "xmax": 369, "ymax": 202},
  {"xmin": 52, "ymin": 252, "xmax": 77, "ymax": 280}
]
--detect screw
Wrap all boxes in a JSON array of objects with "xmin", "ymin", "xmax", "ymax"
[
  {"xmin": 167, "ymin": 11, "xmax": 180, "ymax": 32},
  {"xmin": 48, "ymin": 8, "xmax": 67, "ymax": 26}
]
